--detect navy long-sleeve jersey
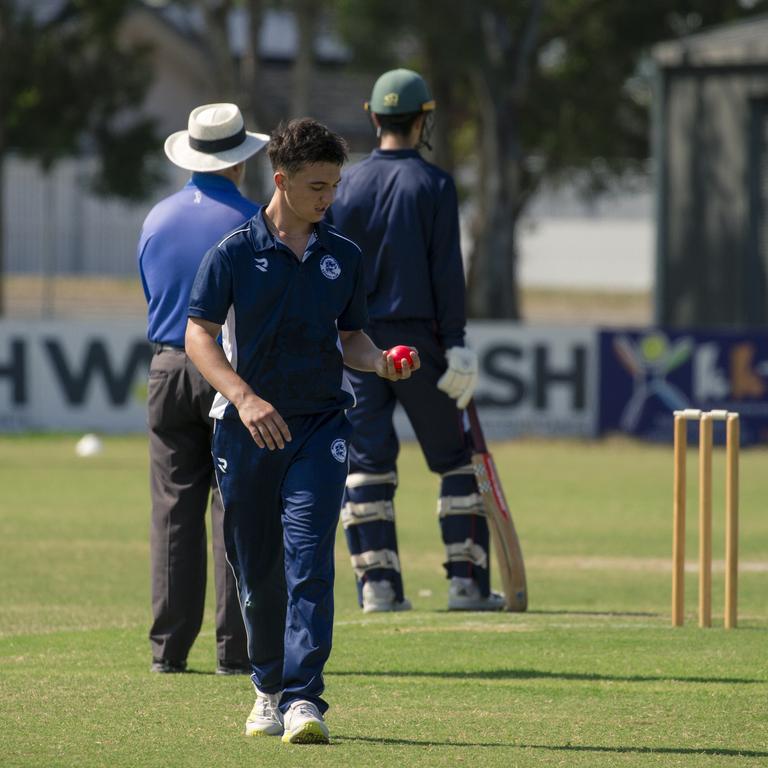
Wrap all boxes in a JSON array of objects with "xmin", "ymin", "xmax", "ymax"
[{"xmin": 328, "ymin": 148, "xmax": 466, "ymax": 349}]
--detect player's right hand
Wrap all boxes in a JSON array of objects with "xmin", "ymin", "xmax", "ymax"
[
  {"xmin": 237, "ymin": 394, "xmax": 292, "ymax": 450},
  {"xmin": 376, "ymin": 347, "xmax": 420, "ymax": 381}
]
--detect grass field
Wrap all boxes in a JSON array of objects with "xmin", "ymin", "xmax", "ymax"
[{"xmin": 1, "ymin": 434, "xmax": 767, "ymax": 767}]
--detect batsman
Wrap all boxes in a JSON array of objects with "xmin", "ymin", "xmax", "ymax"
[{"xmin": 329, "ymin": 68, "xmax": 503, "ymax": 612}]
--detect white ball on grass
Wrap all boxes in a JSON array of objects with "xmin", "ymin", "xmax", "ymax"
[{"xmin": 75, "ymin": 433, "xmax": 103, "ymax": 458}]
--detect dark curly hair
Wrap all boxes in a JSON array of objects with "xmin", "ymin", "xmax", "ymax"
[{"xmin": 267, "ymin": 118, "xmax": 348, "ymax": 175}]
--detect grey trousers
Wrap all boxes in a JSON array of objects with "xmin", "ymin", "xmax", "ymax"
[{"xmin": 147, "ymin": 346, "xmax": 247, "ymax": 665}]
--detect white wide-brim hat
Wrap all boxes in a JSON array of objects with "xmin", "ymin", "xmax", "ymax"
[{"xmin": 164, "ymin": 103, "xmax": 269, "ymax": 172}]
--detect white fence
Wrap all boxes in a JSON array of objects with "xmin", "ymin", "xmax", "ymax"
[{"xmin": 3, "ymin": 156, "xmax": 182, "ymax": 276}]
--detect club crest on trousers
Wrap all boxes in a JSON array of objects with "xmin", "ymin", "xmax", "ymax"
[{"xmin": 330, "ymin": 438, "xmax": 347, "ymax": 463}]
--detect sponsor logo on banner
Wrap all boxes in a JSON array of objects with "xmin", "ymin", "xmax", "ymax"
[{"xmin": 599, "ymin": 329, "xmax": 768, "ymax": 444}]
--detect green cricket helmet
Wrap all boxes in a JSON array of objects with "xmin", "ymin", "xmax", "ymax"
[{"xmin": 365, "ymin": 69, "xmax": 436, "ymax": 115}]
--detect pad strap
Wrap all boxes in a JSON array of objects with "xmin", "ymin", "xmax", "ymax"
[
  {"xmin": 342, "ymin": 500, "xmax": 395, "ymax": 528},
  {"xmin": 350, "ymin": 549, "xmax": 402, "ymax": 578}
]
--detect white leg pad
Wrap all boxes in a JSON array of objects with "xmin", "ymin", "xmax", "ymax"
[
  {"xmin": 441, "ymin": 464, "xmax": 475, "ymax": 478},
  {"xmin": 346, "ymin": 471, "xmax": 398, "ymax": 489},
  {"xmin": 444, "ymin": 539, "xmax": 488, "ymax": 570},
  {"xmin": 437, "ymin": 493, "xmax": 485, "ymax": 518},
  {"xmin": 350, "ymin": 549, "xmax": 402, "ymax": 579},
  {"xmin": 341, "ymin": 500, "xmax": 395, "ymax": 529}
]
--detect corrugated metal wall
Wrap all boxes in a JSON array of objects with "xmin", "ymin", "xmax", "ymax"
[{"xmin": 657, "ymin": 67, "xmax": 768, "ymax": 327}]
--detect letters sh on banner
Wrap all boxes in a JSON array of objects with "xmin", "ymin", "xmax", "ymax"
[{"xmin": 463, "ymin": 322, "xmax": 599, "ymax": 440}]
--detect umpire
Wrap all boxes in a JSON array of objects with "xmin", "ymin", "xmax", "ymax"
[{"xmin": 138, "ymin": 103, "xmax": 269, "ymax": 673}]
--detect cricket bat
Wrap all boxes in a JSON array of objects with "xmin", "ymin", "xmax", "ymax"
[{"xmin": 466, "ymin": 401, "xmax": 528, "ymax": 612}]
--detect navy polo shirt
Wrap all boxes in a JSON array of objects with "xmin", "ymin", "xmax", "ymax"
[
  {"xmin": 328, "ymin": 148, "xmax": 466, "ymax": 348},
  {"xmin": 138, "ymin": 173, "xmax": 259, "ymax": 347},
  {"xmin": 188, "ymin": 207, "xmax": 368, "ymax": 419}
]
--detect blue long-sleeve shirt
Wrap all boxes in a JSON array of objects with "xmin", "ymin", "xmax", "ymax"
[
  {"xmin": 328, "ymin": 148, "xmax": 466, "ymax": 349},
  {"xmin": 138, "ymin": 173, "xmax": 259, "ymax": 347}
]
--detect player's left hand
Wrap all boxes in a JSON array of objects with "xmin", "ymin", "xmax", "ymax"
[
  {"xmin": 437, "ymin": 346, "xmax": 478, "ymax": 409},
  {"xmin": 376, "ymin": 346, "xmax": 420, "ymax": 381}
]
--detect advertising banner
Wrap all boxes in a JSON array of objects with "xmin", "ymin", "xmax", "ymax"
[
  {"xmin": 599, "ymin": 328, "xmax": 768, "ymax": 445},
  {"xmin": 469, "ymin": 323, "xmax": 599, "ymax": 438},
  {"xmin": 0, "ymin": 321, "xmax": 152, "ymax": 432},
  {"xmin": 0, "ymin": 320, "xmax": 601, "ymax": 437},
  {"xmin": 7, "ymin": 320, "xmax": 764, "ymax": 444},
  {"xmin": 395, "ymin": 323, "xmax": 600, "ymax": 440}
]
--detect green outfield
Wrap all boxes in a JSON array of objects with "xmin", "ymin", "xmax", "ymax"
[{"xmin": 1, "ymin": 434, "xmax": 767, "ymax": 766}]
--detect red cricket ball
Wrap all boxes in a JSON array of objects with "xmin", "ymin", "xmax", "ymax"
[{"xmin": 388, "ymin": 345, "xmax": 414, "ymax": 372}]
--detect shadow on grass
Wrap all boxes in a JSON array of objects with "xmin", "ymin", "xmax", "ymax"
[
  {"xmin": 430, "ymin": 609, "xmax": 661, "ymax": 617},
  {"xmin": 333, "ymin": 736, "xmax": 768, "ymax": 758},
  {"xmin": 328, "ymin": 667, "xmax": 765, "ymax": 685},
  {"xmin": 528, "ymin": 609, "xmax": 659, "ymax": 617}
]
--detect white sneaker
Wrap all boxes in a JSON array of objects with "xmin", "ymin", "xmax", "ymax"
[
  {"xmin": 245, "ymin": 689, "xmax": 283, "ymax": 737},
  {"xmin": 281, "ymin": 700, "xmax": 330, "ymax": 744},
  {"xmin": 448, "ymin": 577, "xmax": 505, "ymax": 611},
  {"xmin": 362, "ymin": 580, "xmax": 412, "ymax": 613}
]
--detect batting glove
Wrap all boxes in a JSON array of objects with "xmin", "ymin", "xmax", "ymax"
[{"xmin": 437, "ymin": 346, "xmax": 478, "ymax": 410}]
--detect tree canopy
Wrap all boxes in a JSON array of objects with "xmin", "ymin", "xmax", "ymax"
[
  {"xmin": 334, "ymin": 0, "xmax": 767, "ymax": 318},
  {"xmin": 1, "ymin": 0, "xmax": 160, "ymax": 195},
  {"xmin": 0, "ymin": 0, "xmax": 161, "ymax": 313}
]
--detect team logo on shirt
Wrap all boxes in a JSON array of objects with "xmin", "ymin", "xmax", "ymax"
[
  {"xmin": 330, "ymin": 438, "xmax": 347, "ymax": 463},
  {"xmin": 320, "ymin": 255, "xmax": 341, "ymax": 280},
  {"xmin": 254, "ymin": 257, "xmax": 268, "ymax": 273}
]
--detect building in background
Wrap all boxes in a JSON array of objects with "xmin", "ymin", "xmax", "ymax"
[
  {"xmin": 3, "ymin": 1, "xmax": 373, "ymax": 279},
  {"xmin": 653, "ymin": 14, "xmax": 768, "ymax": 328}
]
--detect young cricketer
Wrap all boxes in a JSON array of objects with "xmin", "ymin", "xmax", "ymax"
[{"xmin": 185, "ymin": 118, "xmax": 419, "ymax": 744}]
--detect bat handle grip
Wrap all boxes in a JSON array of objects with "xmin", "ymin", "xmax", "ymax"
[{"xmin": 466, "ymin": 400, "xmax": 488, "ymax": 454}]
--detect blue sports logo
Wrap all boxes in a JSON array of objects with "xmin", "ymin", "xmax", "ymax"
[
  {"xmin": 330, "ymin": 438, "xmax": 347, "ymax": 463},
  {"xmin": 320, "ymin": 255, "xmax": 341, "ymax": 280}
]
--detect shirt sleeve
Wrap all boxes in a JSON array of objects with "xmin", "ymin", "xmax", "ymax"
[
  {"xmin": 188, "ymin": 245, "xmax": 233, "ymax": 325},
  {"xmin": 137, "ymin": 230, "xmax": 152, "ymax": 304},
  {"xmin": 428, "ymin": 176, "xmax": 466, "ymax": 349},
  {"xmin": 337, "ymin": 256, "xmax": 369, "ymax": 331}
]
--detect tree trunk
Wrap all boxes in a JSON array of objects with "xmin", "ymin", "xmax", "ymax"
[
  {"xmin": 202, "ymin": 0, "xmax": 238, "ymax": 101},
  {"xmin": 0, "ymin": 5, "xmax": 7, "ymax": 317},
  {"xmin": 466, "ymin": 2, "xmax": 542, "ymax": 320},
  {"xmin": 290, "ymin": 0, "xmax": 318, "ymax": 119},
  {"xmin": 242, "ymin": 0, "xmax": 267, "ymax": 128},
  {"xmin": 240, "ymin": 0, "xmax": 268, "ymax": 201},
  {"xmin": 0, "ymin": 152, "xmax": 5, "ymax": 317},
  {"xmin": 467, "ymin": 75, "xmax": 521, "ymax": 319},
  {"xmin": 422, "ymin": 54, "xmax": 456, "ymax": 176}
]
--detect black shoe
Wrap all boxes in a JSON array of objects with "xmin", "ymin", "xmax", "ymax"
[
  {"xmin": 150, "ymin": 658, "xmax": 187, "ymax": 674},
  {"xmin": 216, "ymin": 661, "xmax": 251, "ymax": 676}
]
